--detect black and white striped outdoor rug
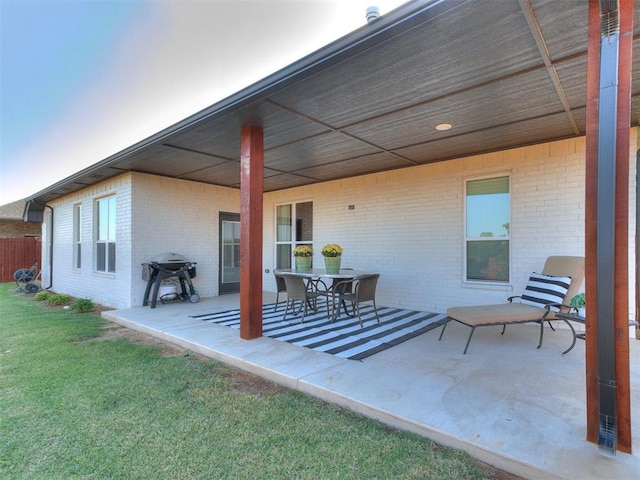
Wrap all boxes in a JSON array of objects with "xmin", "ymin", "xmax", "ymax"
[{"xmin": 191, "ymin": 304, "xmax": 446, "ymax": 361}]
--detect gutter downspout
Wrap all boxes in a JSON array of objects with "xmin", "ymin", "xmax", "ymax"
[
  {"xmin": 45, "ymin": 205, "xmax": 53, "ymax": 290},
  {"xmin": 637, "ymin": 148, "xmax": 640, "ymax": 340},
  {"xmin": 596, "ymin": 0, "xmax": 619, "ymax": 456}
]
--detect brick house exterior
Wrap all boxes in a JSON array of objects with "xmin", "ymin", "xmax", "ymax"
[
  {"xmin": 39, "ymin": 133, "xmax": 637, "ymax": 316},
  {"xmin": 0, "ymin": 200, "xmax": 41, "ymax": 238}
]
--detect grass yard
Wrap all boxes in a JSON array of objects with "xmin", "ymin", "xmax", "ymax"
[{"xmin": 0, "ymin": 283, "xmax": 516, "ymax": 479}]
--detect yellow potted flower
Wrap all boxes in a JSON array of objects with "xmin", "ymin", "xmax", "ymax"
[
  {"xmin": 321, "ymin": 244, "xmax": 343, "ymax": 274},
  {"xmin": 293, "ymin": 245, "xmax": 313, "ymax": 272}
]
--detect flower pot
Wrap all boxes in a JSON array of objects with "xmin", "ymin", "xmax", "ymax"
[
  {"xmin": 295, "ymin": 256, "xmax": 312, "ymax": 272},
  {"xmin": 324, "ymin": 255, "xmax": 341, "ymax": 274}
]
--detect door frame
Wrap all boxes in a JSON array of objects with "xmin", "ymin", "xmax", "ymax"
[{"xmin": 219, "ymin": 212, "xmax": 240, "ymax": 294}]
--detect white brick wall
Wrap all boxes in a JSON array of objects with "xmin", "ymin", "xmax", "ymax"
[
  {"xmin": 41, "ymin": 132, "xmax": 638, "ymax": 318},
  {"xmin": 264, "ymin": 134, "xmax": 637, "ymax": 318},
  {"xmin": 45, "ymin": 172, "xmax": 240, "ymax": 308},
  {"xmin": 45, "ymin": 174, "xmax": 133, "ymax": 308},
  {"xmin": 129, "ymin": 173, "xmax": 240, "ymax": 306}
]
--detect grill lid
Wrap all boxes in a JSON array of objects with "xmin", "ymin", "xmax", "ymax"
[{"xmin": 151, "ymin": 252, "xmax": 191, "ymax": 264}]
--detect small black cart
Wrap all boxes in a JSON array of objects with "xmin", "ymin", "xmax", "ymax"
[{"xmin": 142, "ymin": 253, "xmax": 199, "ymax": 308}]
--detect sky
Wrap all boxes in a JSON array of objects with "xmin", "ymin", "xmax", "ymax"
[{"xmin": 0, "ymin": 0, "xmax": 408, "ymax": 206}]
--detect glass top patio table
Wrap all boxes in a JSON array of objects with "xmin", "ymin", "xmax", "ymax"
[
  {"xmin": 273, "ymin": 268, "xmax": 372, "ymax": 279},
  {"xmin": 274, "ymin": 268, "xmax": 375, "ymax": 321}
]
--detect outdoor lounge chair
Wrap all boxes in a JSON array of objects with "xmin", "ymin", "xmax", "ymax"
[{"xmin": 440, "ymin": 256, "xmax": 585, "ymax": 354}]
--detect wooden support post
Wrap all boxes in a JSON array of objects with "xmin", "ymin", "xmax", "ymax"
[
  {"xmin": 239, "ymin": 125, "xmax": 263, "ymax": 340},
  {"xmin": 584, "ymin": 0, "xmax": 633, "ymax": 453}
]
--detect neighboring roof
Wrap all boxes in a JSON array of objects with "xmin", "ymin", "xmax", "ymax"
[
  {"xmin": 25, "ymin": 0, "xmax": 640, "ymax": 205},
  {"xmin": 0, "ymin": 200, "xmax": 28, "ymax": 220}
]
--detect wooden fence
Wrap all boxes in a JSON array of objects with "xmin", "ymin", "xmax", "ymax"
[{"xmin": 0, "ymin": 237, "xmax": 42, "ymax": 283}]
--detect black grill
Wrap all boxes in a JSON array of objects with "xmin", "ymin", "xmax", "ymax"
[{"xmin": 142, "ymin": 253, "xmax": 199, "ymax": 308}]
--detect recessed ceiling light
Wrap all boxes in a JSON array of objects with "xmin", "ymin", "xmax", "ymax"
[{"xmin": 435, "ymin": 123, "xmax": 452, "ymax": 131}]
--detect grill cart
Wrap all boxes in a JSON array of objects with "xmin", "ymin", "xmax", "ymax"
[{"xmin": 142, "ymin": 253, "xmax": 199, "ymax": 308}]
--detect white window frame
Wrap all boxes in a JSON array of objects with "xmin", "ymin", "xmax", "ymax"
[
  {"xmin": 95, "ymin": 195, "xmax": 116, "ymax": 273},
  {"xmin": 275, "ymin": 201, "xmax": 313, "ymax": 269},
  {"xmin": 73, "ymin": 203, "xmax": 82, "ymax": 270},
  {"xmin": 464, "ymin": 174, "xmax": 511, "ymax": 284}
]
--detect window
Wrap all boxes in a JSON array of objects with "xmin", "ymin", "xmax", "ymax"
[
  {"xmin": 73, "ymin": 204, "xmax": 82, "ymax": 269},
  {"xmin": 275, "ymin": 201, "xmax": 313, "ymax": 269},
  {"xmin": 465, "ymin": 176, "xmax": 510, "ymax": 282},
  {"xmin": 96, "ymin": 196, "xmax": 116, "ymax": 273}
]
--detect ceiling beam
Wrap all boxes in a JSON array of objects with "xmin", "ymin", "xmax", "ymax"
[{"xmin": 517, "ymin": 0, "xmax": 581, "ymax": 135}]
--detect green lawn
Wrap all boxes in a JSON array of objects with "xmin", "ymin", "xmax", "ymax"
[{"xmin": 0, "ymin": 283, "xmax": 504, "ymax": 479}]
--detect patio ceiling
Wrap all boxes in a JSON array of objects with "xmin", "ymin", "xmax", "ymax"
[{"xmin": 27, "ymin": 0, "xmax": 640, "ymax": 204}]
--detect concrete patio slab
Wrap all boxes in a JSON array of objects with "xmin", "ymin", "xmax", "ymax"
[{"xmin": 102, "ymin": 294, "xmax": 639, "ymax": 480}]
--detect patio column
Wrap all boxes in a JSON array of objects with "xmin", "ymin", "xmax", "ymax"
[
  {"xmin": 585, "ymin": 0, "xmax": 633, "ymax": 453},
  {"xmin": 239, "ymin": 125, "xmax": 263, "ymax": 340}
]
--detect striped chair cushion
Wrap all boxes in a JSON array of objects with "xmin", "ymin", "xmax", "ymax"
[{"xmin": 520, "ymin": 272, "xmax": 571, "ymax": 312}]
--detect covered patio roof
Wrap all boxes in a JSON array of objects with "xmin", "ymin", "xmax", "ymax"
[{"xmin": 25, "ymin": 0, "xmax": 640, "ymax": 205}]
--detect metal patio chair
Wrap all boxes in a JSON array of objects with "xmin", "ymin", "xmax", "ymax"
[
  {"xmin": 273, "ymin": 272, "xmax": 287, "ymax": 312},
  {"xmin": 282, "ymin": 273, "xmax": 329, "ymax": 323},
  {"xmin": 332, "ymin": 273, "xmax": 381, "ymax": 326}
]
